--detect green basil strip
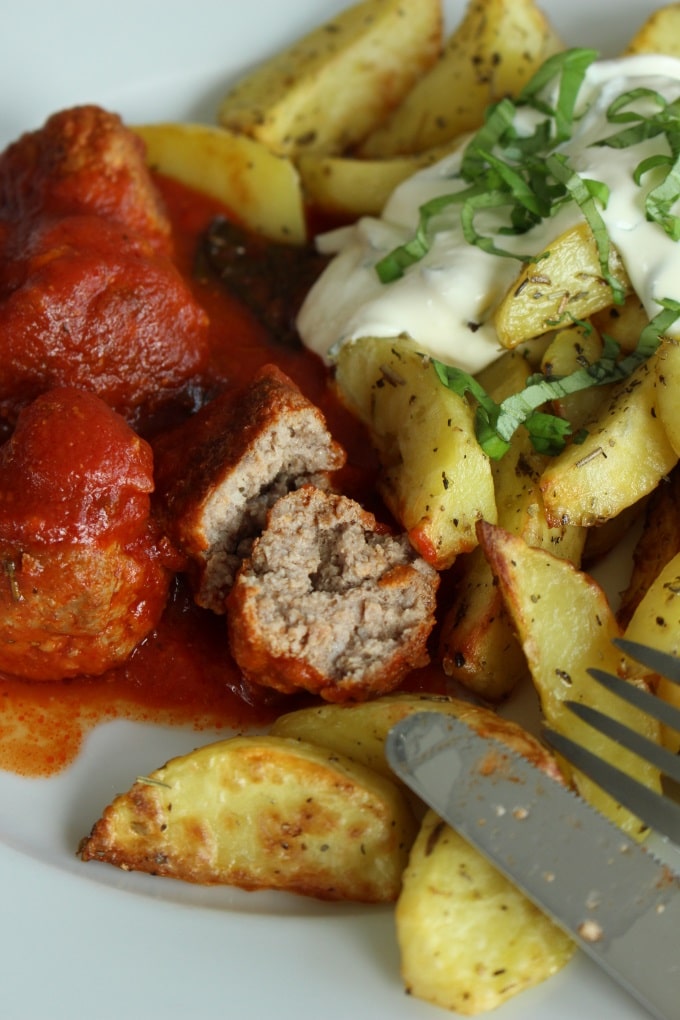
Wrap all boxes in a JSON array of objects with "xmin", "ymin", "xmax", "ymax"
[
  {"xmin": 545, "ymin": 153, "xmax": 626, "ymax": 304},
  {"xmin": 433, "ymin": 300, "xmax": 680, "ymax": 459},
  {"xmin": 518, "ymin": 47, "xmax": 599, "ymax": 138}
]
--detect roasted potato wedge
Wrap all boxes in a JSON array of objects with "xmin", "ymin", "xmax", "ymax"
[
  {"xmin": 478, "ymin": 521, "xmax": 662, "ymax": 835},
  {"xmin": 591, "ymin": 294, "xmax": 650, "ymax": 354},
  {"xmin": 333, "ymin": 335, "xmax": 496, "ymax": 568},
  {"xmin": 396, "ymin": 809, "xmax": 575, "ymax": 1015},
  {"xmin": 271, "ymin": 692, "xmax": 564, "ymax": 788},
  {"xmin": 656, "ymin": 336, "xmax": 680, "ymax": 457},
  {"xmin": 623, "ymin": 549, "xmax": 680, "ymax": 753},
  {"xmin": 134, "ymin": 122, "xmax": 306, "ymax": 244},
  {"xmin": 440, "ymin": 426, "xmax": 587, "ymax": 700},
  {"xmin": 297, "ymin": 143, "xmax": 454, "ymax": 220},
  {"xmin": 494, "ymin": 224, "xmax": 630, "ymax": 348},
  {"xmin": 540, "ymin": 323, "xmax": 613, "ymax": 431},
  {"xmin": 624, "ymin": 4, "xmax": 680, "ymax": 56},
  {"xmin": 539, "ymin": 354, "xmax": 678, "ymax": 528},
  {"xmin": 79, "ymin": 735, "xmax": 417, "ymax": 902},
  {"xmin": 440, "ymin": 346, "xmax": 586, "ymax": 700},
  {"xmin": 359, "ymin": 0, "xmax": 562, "ymax": 157},
  {"xmin": 217, "ymin": 0, "xmax": 442, "ymax": 157}
]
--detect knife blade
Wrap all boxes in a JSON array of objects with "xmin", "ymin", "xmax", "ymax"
[{"xmin": 385, "ymin": 711, "xmax": 680, "ymax": 1020}]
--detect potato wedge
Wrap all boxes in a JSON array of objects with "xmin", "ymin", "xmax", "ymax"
[
  {"xmin": 440, "ymin": 427, "xmax": 587, "ymax": 700},
  {"xmin": 539, "ymin": 354, "xmax": 678, "ymax": 528},
  {"xmin": 271, "ymin": 692, "xmax": 564, "ymax": 788},
  {"xmin": 440, "ymin": 345, "xmax": 585, "ymax": 699},
  {"xmin": 79, "ymin": 735, "xmax": 417, "ymax": 902},
  {"xmin": 134, "ymin": 122, "xmax": 306, "ymax": 243},
  {"xmin": 591, "ymin": 294, "xmax": 650, "ymax": 355},
  {"xmin": 623, "ymin": 549, "xmax": 680, "ymax": 753},
  {"xmin": 494, "ymin": 224, "xmax": 630, "ymax": 348},
  {"xmin": 333, "ymin": 335, "xmax": 496, "ymax": 568},
  {"xmin": 396, "ymin": 809, "xmax": 575, "ymax": 1015},
  {"xmin": 359, "ymin": 0, "xmax": 562, "ymax": 157},
  {"xmin": 624, "ymin": 4, "xmax": 680, "ymax": 56},
  {"xmin": 656, "ymin": 336, "xmax": 680, "ymax": 457},
  {"xmin": 217, "ymin": 0, "xmax": 442, "ymax": 157},
  {"xmin": 297, "ymin": 143, "xmax": 454, "ymax": 220},
  {"xmin": 477, "ymin": 521, "xmax": 662, "ymax": 835},
  {"xmin": 540, "ymin": 323, "xmax": 613, "ymax": 431}
]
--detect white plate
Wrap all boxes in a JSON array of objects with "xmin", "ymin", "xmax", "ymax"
[{"xmin": 0, "ymin": 3, "xmax": 667, "ymax": 1018}]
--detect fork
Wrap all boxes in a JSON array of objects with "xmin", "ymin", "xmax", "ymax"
[{"xmin": 544, "ymin": 637, "xmax": 680, "ymax": 843}]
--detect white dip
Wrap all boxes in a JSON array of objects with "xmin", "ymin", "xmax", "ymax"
[{"xmin": 297, "ymin": 54, "xmax": 680, "ymax": 373}]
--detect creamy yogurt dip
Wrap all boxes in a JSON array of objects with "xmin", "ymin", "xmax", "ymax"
[{"xmin": 298, "ymin": 54, "xmax": 680, "ymax": 373}]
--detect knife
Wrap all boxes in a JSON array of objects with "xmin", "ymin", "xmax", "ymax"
[{"xmin": 385, "ymin": 711, "xmax": 680, "ymax": 1020}]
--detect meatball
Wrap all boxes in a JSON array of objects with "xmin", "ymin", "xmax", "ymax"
[
  {"xmin": 0, "ymin": 387, "xmax": 178, "ymax": 681},
  {"xmin": 0, "ymin": 105, "xmax": 209, "ymax": 429},
  {"xmin": 0, "ymin": 213, "xmax": 208, "ymax": 427},
  {"xmin": 226, "ymin": 486, "xmax": 440, "ymax": 702},
  {"xmin": 154, "ymin": 364, "xmax": 345, "ymax": 613},
  {"xmin": 0, "ymin": 105, "xmax": 172, "ymax": 253}
]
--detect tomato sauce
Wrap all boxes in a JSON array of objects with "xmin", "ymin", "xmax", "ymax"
[{"xmin": 0, "ymin": 173, "xmax": 446, "ymax": 779}]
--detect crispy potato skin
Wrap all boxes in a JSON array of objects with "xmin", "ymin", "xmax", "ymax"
[
  {"xmin": 617, "ymin": 468, "xmax": 680, "ymax": 628},
  {"xmin": 80, "ymin": 735, "xmax": 417, "ymax": 902}
]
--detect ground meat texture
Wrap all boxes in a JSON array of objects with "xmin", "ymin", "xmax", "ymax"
[
  {"xmin": 0, "ymin": 387, "xmax": 178, "ymax": 681},
  {"xmin": 154, "ymin": 364, "xmax": 346, "ymax": 614},
  {"xmin": 226, "ymin": 486, "xmax": 440, "ymax": 702}
]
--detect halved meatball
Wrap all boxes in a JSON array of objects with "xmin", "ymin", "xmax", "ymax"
[
  {"xmin": 0, "ymin": 387, "xmax": 178, "ymax": 681},
  {"xmin": 154, "ymin": 364, "xmax": 346, "ymax": 613},
  {"xmin": 227, "ymin": 486, "xmax": 440, "ymax": 702}
]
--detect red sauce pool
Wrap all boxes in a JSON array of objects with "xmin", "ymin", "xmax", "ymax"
[{"xmin": 0, "ymin": 173, "xmax": 448, "ymax": 778}]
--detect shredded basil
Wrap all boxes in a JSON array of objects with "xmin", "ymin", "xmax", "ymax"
[
  {"xmin": 433, "ymin": 299, "xmax": 680, "ymax": 459},
  {"xmin": 544, "ymin": 153, "xmax": 626, "ymax": 304},
  {"xmin": 595, "ymin": 86, "xmax": 680, "ymax": 242},
  {"xmin": 374, "ymin": 48, "xmax": 680, "ymax": 459},
  {"xmin": 375, "ymin": 48, "xmax": 599, "ymax": 284}
]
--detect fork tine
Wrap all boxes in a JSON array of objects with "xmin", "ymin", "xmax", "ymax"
[
  {"xmin": 588, "ymin": 666, "xmax": 680, "ymax": 732},
  {"xmin": 614, "ymin": 638, "xmax": 680, "ymax": 686},
  {"xmin": 565, "ymin": 699, "xmax": 680, "ymax": 784},
  {"xmin": 543, "ymin": 726, "xmax": 680, "ymax": 843}
]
